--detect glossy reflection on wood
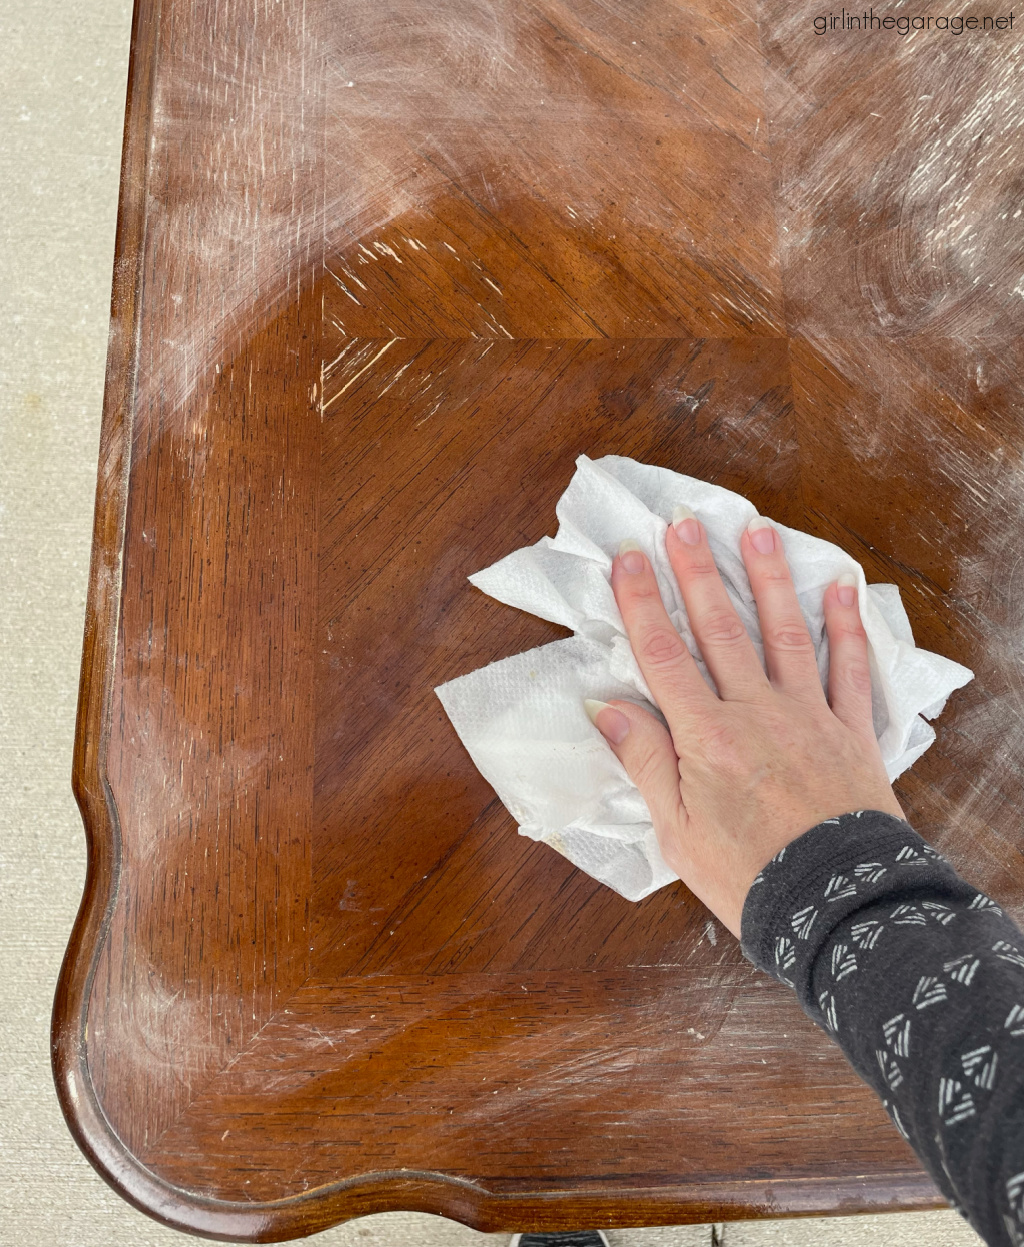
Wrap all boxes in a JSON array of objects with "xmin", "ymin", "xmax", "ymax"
[{"xmin": 55, "ymin": 0, "xmax": 1024, "ymax": 1239}]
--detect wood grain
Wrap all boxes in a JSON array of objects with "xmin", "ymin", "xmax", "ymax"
[{"xmin": 54, "ymin": 0, "xmax": 1024, "ymax": 1238}]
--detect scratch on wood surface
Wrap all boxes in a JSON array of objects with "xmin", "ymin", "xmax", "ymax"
[
  {"xmin": 322, "ymin": 339, "xmax": 398, "ymax": 409},
  {"xmin": 139, "ymin": 0, "xmax": 784, "ymax": 414}
]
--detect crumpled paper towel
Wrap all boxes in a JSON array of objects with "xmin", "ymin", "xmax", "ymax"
[{"xmin": 435, "ymin": 454, "xmax": 973, "ymax": 902}]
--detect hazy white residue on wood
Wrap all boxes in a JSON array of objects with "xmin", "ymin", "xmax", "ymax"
[
  {"xmin": 801, "ymin": 330, "xmax": 1024, "ymax": 870},
  {"xmin": 767, "ymin": 15, "xmax": 1024, "ymax": 338},
  {"xmin": 140, "ymin": 0, "xmax": 325, "ymax": 416},
  {"xmin": 805, "ymin": 334, "xmax": 1014, "ymax": 514},
  {"xmin": 950, "ymin": 453, "xmax": 1024, "ymax": 772},
  {"xmin": 321, "ymin": 0, "xmax": 773, "ymax": 333},
  {"xmin": 139, "ymin": 0, "xmax": 776, "ymax": 412}
]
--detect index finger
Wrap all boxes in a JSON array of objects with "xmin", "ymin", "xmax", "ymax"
[{"xmin": 610, "ymin": 540, "xmax": 717, "ymax": 729}]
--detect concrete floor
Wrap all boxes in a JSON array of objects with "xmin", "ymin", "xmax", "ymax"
[{"xmin": 0, "ymin": 1, "xmax": 985, "ymax": 1244}]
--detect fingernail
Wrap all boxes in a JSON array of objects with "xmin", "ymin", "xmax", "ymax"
[
  {"xmin": 747, "ymin": 516, "xmax": 776, "ymax": 556},
  {"xmin": 584, "ymin": 698, "xmax": 631, "ymax": 745},
  {"xmin": 618, "ymin": 539, "xmax": 645, "ymax": 575},
  {"xmin": 671, "ymin": 504, "xmax": 701, "ymax": 546},
  {"xmin": 837, "ymin": 572, "xmax": 857, "ymax": 608}
]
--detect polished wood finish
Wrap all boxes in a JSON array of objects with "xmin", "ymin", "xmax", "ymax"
[{"xmin": 55, "ymin": 0, "xmax": 1024, "ymax": 1239}]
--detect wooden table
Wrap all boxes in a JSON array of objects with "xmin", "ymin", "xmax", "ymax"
[{"xmin": 53, "ymin": 0, "xmax": 1024, "ymax": 1239}]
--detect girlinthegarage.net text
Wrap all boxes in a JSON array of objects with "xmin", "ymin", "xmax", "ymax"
[{"xmin": 813, "ymin": 8, "xmax": 1015, "ymax": 33}]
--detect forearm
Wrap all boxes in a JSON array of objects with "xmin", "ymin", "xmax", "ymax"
[{"xmin": 741, "ymin": 810, "xmax": 1024, "ymax": 1246}]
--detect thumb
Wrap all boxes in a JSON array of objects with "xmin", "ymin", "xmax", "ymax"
[{"xmin": 584, "ymin": 699, "xmax": 685, "ymax": 833}]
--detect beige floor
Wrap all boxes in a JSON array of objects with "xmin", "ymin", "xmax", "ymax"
[{"xmin": 0, "ymin": 2, "xmax": 985, "ymax": 1244}]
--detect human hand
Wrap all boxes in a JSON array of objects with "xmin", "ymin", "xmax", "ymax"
[{"xmin": 585, "ymin": 510, "xmax": 903, "ymax": 939}]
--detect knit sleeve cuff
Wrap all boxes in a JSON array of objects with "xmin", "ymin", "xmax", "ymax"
[{"xmin": 739, "ymin": 809, "xmax": 978, "ymax": 1000}]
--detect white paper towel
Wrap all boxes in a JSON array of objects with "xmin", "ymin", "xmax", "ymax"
[{"xmin": 435, "ymin": 454, "xmax": 973, "ymax": 902}]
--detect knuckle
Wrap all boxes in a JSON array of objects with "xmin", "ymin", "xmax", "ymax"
[
  {"xmin": 626, "ymin": 577, "xmax": 662, "ymax": 602},
  {"xmin": 831, "ymin": 619, "xmax": 868, "ymax": 647},
  {"xmin": 661, "ymin": 842, "xmax": 687, "ymax": 877},
  {"xmin": 840, "ymin": 660, "xmax": 873, "ymax": 694},
  {"xmin": 638, "ymin": 625, "xmax": 687, "ymax": 668},
  {"xmin": 766, "ymin": 622, "xmax": 814, "ymax": 652},
  {"xmin": 698, "ymin": 719, "xmax": 744, "ymax": 767},
  {"xmin": 683, "ymin": 558, "xmax": 719, "ymax": 582},
  {"xmin": 616, "ymin": 576, "xmax": 653, "ymax": 606},
  {"xmin": 701, "ymin": 720, "xmax": 736, "ymax": 752},
  {"xmin": 700, "ymin": 609, "xmax": 747, "ymax": 646},
  {"xmin": 630, "ymin": 744, "xmax": 666, "ymax": 791}
]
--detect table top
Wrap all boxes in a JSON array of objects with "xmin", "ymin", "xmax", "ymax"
[{"xmin": 53, "ymin": 0, "xmax": 1024, "ymax": 1239}]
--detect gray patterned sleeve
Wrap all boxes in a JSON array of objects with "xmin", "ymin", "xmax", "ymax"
[{"xmin": 741, "ymin": 809, "xmax": 1024, "ymax": 1247}]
